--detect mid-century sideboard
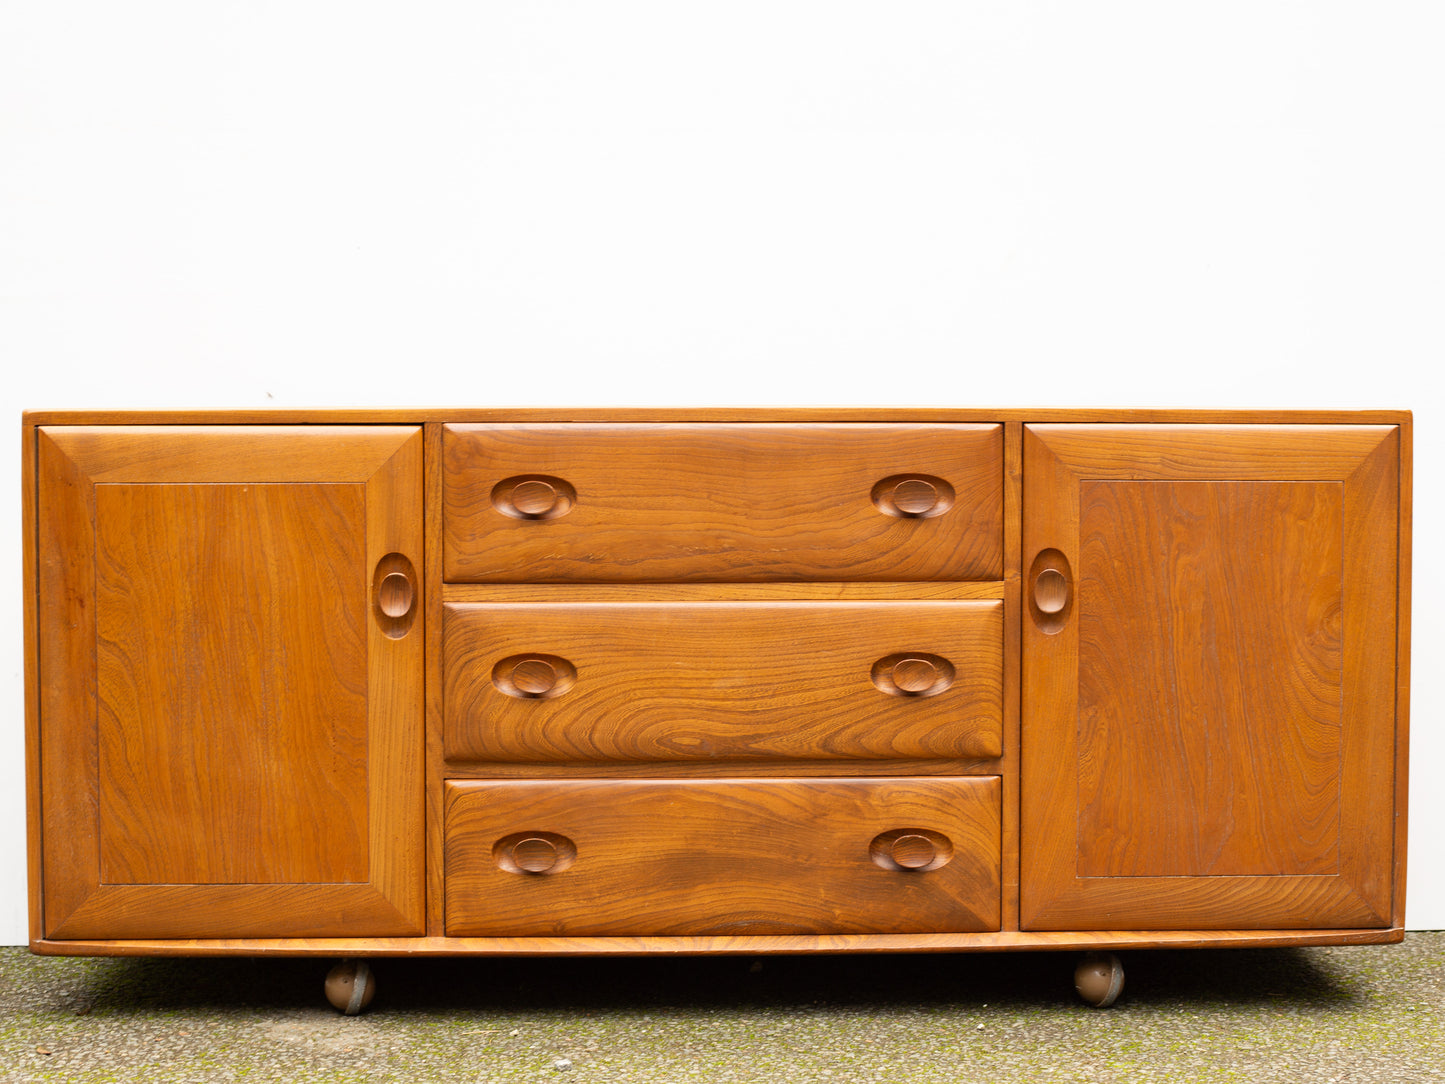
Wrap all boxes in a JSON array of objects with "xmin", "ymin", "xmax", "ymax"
[{"xmin": 22, "ymin": 409, "xmax": 1411, "ymax": 1010}]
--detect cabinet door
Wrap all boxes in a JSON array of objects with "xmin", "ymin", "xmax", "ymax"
[
  {"xmin": 1021, "ymin": 425, "xmax": 1399, "ymax": 931},
  {"xmin": 37, "ymin": 426, "xmax": 424, "ymax": 939}
]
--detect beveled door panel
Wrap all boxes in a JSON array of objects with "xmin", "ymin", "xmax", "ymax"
[
  {"xmin": 1021, "ymin": 425, "xmax": 1399, "ymax": 930},
  {"xmin": 38, "ymin": 426, "xmax": 425, "ymax": 939},
  {"xmin": 442, "ymin": 423, "xmax": 1003, "ymax": 582}
]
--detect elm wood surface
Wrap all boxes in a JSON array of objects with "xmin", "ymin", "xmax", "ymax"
[
  {"xmin": 423, "ymin": 422, "xmax": 448, "ymax": 938},
  {"xmin": 95, "ymin": 482, "xmax": 371, "ymax": 886},
  {"xmin": 443, "ymin": 601, "xmax": 1003, "ymax": 763},
  {"xmin": 443, "ymin": 778, "xmax": 1002, "ymax": 936},
  {"xmin": 36, "ymin": 426, "xmax": 425, "ymax": 939},
  {"xmin": 1021, "ymin": 424, "xmax": 1399, "ymax": 931},
  {"xmin": 443, "ymin": 582, "xmax": 1006, "ymax": 602},
  {"xmin": 22, "ymin": 424, "xmax": 42, "ymax": 942},
  {"xmin": 1000, "ymin": 421, "xmax": 1024, "ymax": 932},
  {"xmin": 24, "ymin": 408, "xmax": 1412, "ymax": 426},
  {"xmin": 1394, "ymin": 420, "xmax": 1413, "ymax": 930},
  {"xmin": 21, "ymin": 409, "xmax": 1411, "ymax": 965},
  {"xmin": 28, "ymin": 927, "xmax": 1405, "ymax": 958},
  {"xmin": 442, "ymin": 423, "xmax": 1003, "ymax": 583}
]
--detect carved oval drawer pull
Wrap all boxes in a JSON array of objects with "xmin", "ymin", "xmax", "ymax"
[
  {"xmin": 494, "ymin": 831, "xmax": 576, "ymax": 875},
  {"xmin": 871, "ymin": 652, "xmax": 955, "ymax": 698},
  {"xmin": 511, "ymin": 836, "xmax": 560, "ymax": 873},
  {"xmin": 871, "ymin": 474, "xmax": 955, "ymax": 519},
  {"xmin": 491, "ymin": 475, "xmax": 576, "ymax": 521},
  {"xmin": 492, "ymin": 654, "xmax": 577, "ymax": 700},
  {"xmin": 869, "ymin": 828, "xmax": 953, "ymax": 872}
]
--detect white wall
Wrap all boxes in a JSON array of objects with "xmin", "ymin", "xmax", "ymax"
[{"xmin": 2, "ymin": 2, "xmax": 1440, "ymax": 941}]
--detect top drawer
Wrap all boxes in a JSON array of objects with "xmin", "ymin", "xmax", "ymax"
[{"xmin": 443, "ymin": 424, "xmax": 1003, "ymax": 582}]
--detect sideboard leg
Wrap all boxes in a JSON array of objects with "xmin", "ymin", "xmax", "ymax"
[
  {"xmin": 324, "ymin": 959, "xmax": 376, "ymax": 1015},
  {"xmin": 1073, "ymin": 952, "xmax": 1125, "ymax": 1007}
]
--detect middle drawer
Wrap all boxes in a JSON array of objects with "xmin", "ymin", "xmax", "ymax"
[{"xmin": 444, "ymin": 600, "xmax": 1003, "ymax": 764}]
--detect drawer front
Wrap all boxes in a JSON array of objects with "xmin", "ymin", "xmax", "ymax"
[
  {"xmin": 444, "ymin": 777, "xmax": 1001, "ymax": 936},
  {"xmin": 444, "ymin": 600, "xmax": 1003, "ymax": 763},
  {"xmin": 442, "ymin": 423, "xmax": 1003, "ymax": 582}
]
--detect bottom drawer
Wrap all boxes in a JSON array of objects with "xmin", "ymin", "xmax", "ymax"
[{"xmin": 444, "ymin": 777, "xmax": 1001, "ymax": 936}]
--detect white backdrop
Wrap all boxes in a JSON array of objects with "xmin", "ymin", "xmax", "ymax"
[{"xmin": 2, "ymin": 2, "xmax": 1439, "ymax": 942}]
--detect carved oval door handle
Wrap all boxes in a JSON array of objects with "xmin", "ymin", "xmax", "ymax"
[
  {"xmin": 372, "ymin": 553, "xmax": 418, "ymax": 639},
  {"xmin": 1034, "ymin": 568, "xmax": 1068, "ymax": 614},
  {"xmin": 378, "ymin": 571, "xmax": 414, "ymax": 619},
  {"xmin": 1028, "ymin": 549, "xmax": 1073, "ymax": 634}
]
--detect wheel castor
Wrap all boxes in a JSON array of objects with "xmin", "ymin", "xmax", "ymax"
[
  {"xmin": 325, "ymin": 959, "xmax": 375, "ymax": 1015},
  {"xmin": 1074, "ymin": 952, "xmax": 1124, "ymax": 1007}
]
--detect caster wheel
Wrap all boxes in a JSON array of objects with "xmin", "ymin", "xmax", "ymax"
[
  {"xmin": 325, "ymin": 959, "xmax": 375, "ymax": 1015},
  {"xmin": 1074, "ymin": 952, "xmax": 1124, "ymax": 1007}
]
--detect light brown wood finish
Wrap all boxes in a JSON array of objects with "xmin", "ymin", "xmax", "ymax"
[
  {"xmin": 29, "ymin": 925, "xmax": 1405, "ymax": 958},
  {"xmin": 95, "ymin": 482, "xmax": 370, "ymax": 885},
  {"xmin": 37, "ymin": 426, "xmax": 425, "ymax": 939},
  {"xmin": 445, "ymin": 582, "xmax": 1006, "ymax": 602},
  {"xmin": 444, "ymin": 601, "xmax": 1003, "ymax": 763},
  {"xmin": 1000, "ymin": 420, "xmax": 1024, "ymax": 932},
  {"xmin": 423, "ymin": 422, "xmax": 447, "ymax": 938},
  {"xmin": 22, "ymin": 425, "xmax": 44, "ymax": 943},
  {"xmin": 22, "ymin": 409, "xmax": 1410, "ymax": 970},
  {"xmin": 1021, "ymin": 425, "xmax": 1399, "ymax": 931},
  {"xmin": 1394, "ymin": 419, "xmax": 1413, "ymax": 929},
  {"xmin": 444, "ymin": 778, "xmax": 1002, "ymax": 936},
  {"xmin": 24, "ymin": 408, "xmax": 1412, "ymax": 426},
  {"xmin": 442, "ymin": 423, "xmax": 1003, "ymax": 582},
  {"xmin": 439, "ymin": 758, "xmax": 1004, "ymax": 780}
]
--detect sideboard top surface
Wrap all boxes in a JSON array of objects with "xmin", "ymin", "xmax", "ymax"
[{"xmin": 21, "ymin": 408, "xmax": 1413, "ymax": 427}]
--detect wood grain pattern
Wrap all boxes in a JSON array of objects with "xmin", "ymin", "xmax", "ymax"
[
  {"xmin": 444, "ymin": 601, "xmax": 1003, "ymax": 763},
  {"xmin": 95, "ymin": 482, "xmax": 370, "ymax": 885},
  {"xmin": 1075, "ymin": 480, "xmax": 1344, "ymax": 878},
  {"xmin": 36, "ymin": 425, "xmax": 425, "ymax": 939},
  {"xmin": 439, "ymin": 758, "xmax": 1003, "ymax": 780},
  {"xmin": 424, "ymin": 422, "xmax": 448, "ymax": 937},
  {"xmin": 24, "ymin": 408, "xmax": 1413, "ymax": 427},
  {"xmin": 24, "ymin": 409, "xmax": 1408, "ymax": 958},
  {"xmin": 1000, "ymin": 420, "xmax": 1024, "ymax": 932},
  {"xmin": 22, "ymin": 424, "xmax": 44, "ymax": 943},
  {"xmin": 442, "ymin": 423, "xmax": 1003, "ymax": 582},
  {"xmin": 444, "ymin": 582, "xmax": 1006, "ymax": 602},
  {"xmin": 28, "ymin": 926, "xmax": 1406, "ymax": 958},
  {"xmin": 1394, "ymin": 417, "xmax": 1413, "ymax": 929},
  {"xmin": 444, "ymin": 778, "xmax": 1002, "ymax": 936},
  {"xmin": 1021, "ymin": 424, "xmax": 1399, "ymax": 931}
]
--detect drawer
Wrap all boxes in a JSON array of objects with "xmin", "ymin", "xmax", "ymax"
[
  {"xmin": 444, "ymin": 600, "xmax": 1003, "ymax": 763},
  {"xmin": 444, "ymin": 777, "xmax": 1002, "ymax": 936},
  {"xmin": 442, "ymin": 423, "xmax": 1003, "ymax": 582}
]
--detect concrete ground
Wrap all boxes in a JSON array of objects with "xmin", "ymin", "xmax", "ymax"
[{"xmin": 1, "ymin": 934, "xmax": 1441, "ymax": 1083}]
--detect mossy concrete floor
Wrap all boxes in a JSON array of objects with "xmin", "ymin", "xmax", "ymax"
[{"xmin": 1, "ymin": 934, "xmax": 1441, "ymax": 1083}]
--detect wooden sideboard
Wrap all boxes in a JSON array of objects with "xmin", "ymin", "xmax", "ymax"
[{"xmin": 22, "ymin": 409, "xmax": 1411, "ymax": 1010}]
